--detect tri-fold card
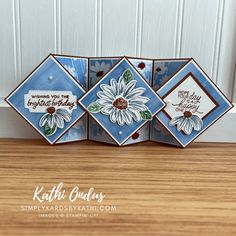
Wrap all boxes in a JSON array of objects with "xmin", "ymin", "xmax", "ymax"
[{"xmin": 5, "ymin": 55, "xmax": 233, "ymax": 147}]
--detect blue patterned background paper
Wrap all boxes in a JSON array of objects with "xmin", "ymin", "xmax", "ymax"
[
  {"xmin": 6, "ymin": 56, "xmax": 86, "ymax": 144},
  {"xmin": 57, "ymin": 115, "xmax": 87, "ymax": 143},
  {"xmin": 153, "ymin": 60, "xmax": 188, "ymax": 91},
  {"xmin": 80, "ymin": 58, "xmax": 165, "ymax": 145},
  {"xmin": 89, "ymin": 58, "xmax": 121, "ymax": 88},
  {"xmin": 155, "ymin": 60, "xmax": 233, "ymax": 147},
  {"xmin": 89, "ymin": 117, "xmax": 116, "ymax": 144},
  {"xmin": 55, "ymin": 55, "xmax": 88, "ymax": 89},
  {"xmin": 150, "ymin": 118, "xmax": 180, "ymax": 146},
  {"xmin": 129, "ymin": 58, "xmax": 153, "ymax": 85}
]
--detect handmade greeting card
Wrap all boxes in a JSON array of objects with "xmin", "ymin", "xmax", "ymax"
[
  {"xmin": 150, "ymin": 58, "xmax": 233, "ymax": 147},
  {"xmin": 80, "ymin": 57, "xmax": 165, "ymax": 146},
  {"xmin": 5, "ymin": 55, "xmax": 86, "ymax": 144}
]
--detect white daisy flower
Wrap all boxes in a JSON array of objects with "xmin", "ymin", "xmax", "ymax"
[
  {"xmin": 169, "ymin": 111, "xmax": 203, "ymax": 135},
  {"xmin": 64, "ymin": 65, "xmax": 77, "ymax": 78},
  {"xmin": 155, "ymin": 62, "xmax": 168, "ymax": 75},
  {"xmin": 90, "ymin": 61, "xmax": 111, "ymax": 83},
  {"xmin": 87, "ymin": 68, "xmax": 152, "ymax": 126},
  {"xmin": 39, "ymin": 107, "xmax": 71, "ymax": 136}
]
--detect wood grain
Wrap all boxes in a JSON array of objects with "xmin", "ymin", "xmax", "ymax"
[{"xmin": 0, "ymin": 139, "xmax": 236, "ymax": 236}]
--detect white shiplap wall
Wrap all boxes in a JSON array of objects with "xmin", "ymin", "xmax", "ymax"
[{"xmin": 0, "ymin": 0, "xmax": 236, "ymax": 141}]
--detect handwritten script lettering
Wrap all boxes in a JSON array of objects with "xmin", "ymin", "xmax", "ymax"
[
  {"xmin": 33, "ymin": 182, "xmax": 105, "ymax": 203},
  {"xmin": 172, "ymin": 90, "xmax": 203, "ymax": 114},
  {"xmin": 24, "ymin": 90, "xmax": 77, "ymax": 113}
]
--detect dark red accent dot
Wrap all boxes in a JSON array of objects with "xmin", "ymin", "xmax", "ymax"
[
  {"xmin": 131, "ymin": 132, "xmax": 139, "ymax": 140},
  {"xmin": 138, "ymin": 62, "xmax": 145, "ymax": 70},
  {"xmin": 47, "ymin": 106, "xmax": 55, "ymax": 114},
  {"xmin": 96, "ymin": 71, "xmax": 104, "ymax": 77},
  {"xmin": 156, "ymin": 67, "xmax": 161, "ymax": 72},
  {"xmin": 184, "ymin": 111, "xmax": 192, "ymax": 118},
  {"xmin": 113, "ymin": 98, "xmax": 128, "ymax": 110}
]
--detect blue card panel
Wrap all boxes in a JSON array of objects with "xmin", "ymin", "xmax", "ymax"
[
  {"xmin": 88, "ymin": 57, "xmax": 121, "ymax": 144},
  {"xmin": 6, "ymin": 55, "xmax": 86, "ymax": 144},
  {"xmin": 155, "ymin": 59, "xmax": 233, "ymax": 147},
  {"xmin": 54, "ymin": 55, "xmax": 88, "ymax": 90},
  {"xmin": 88, "ymin": 57, "xmax": 154, "ymax": 145},
  {"xmin": 81, "ymin": 57, "xmax": 165, "ymax": 146}
]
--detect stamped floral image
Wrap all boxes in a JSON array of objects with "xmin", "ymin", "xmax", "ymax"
[
  {"xmin": 169, "ymin": 111, "xmax": 203, "ymax": 135},
  {"xmin": 39, "ymin": 107, "xmax": 71, "ymax": 136},
  {"xmin": 87, "ymin": 68, "xmax": 152, "ymax": 126}
]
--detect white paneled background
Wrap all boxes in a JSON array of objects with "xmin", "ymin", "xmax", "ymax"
[{"xmin": 0, "ymin": 0, "xmax": 236, "ymax": 141}]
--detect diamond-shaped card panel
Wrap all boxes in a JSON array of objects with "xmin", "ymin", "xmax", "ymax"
[
  {"xmin": 155, "ymin": 59, "xmax": 233, "ymax": 147},
  {"xmin": 5, "ymin": 55, "xmax": 86, "ymax": 144},
  {"xmin": 80, "ymin": 57, "xmax": 165, "ymax": 146},
  {"xmin": 88, "ymin": 57, "xmax": 121, "ymax": 144},
  {"xmin": 88, "ymin": 57, "xmax": 154, "ymax": 145},
  {"xmin": 54, "ymin": 55, "xmax": 88, "ymax": 144}
]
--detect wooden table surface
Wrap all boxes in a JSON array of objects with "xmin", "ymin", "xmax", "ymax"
[{"xmin": 0, "ymin": 139, "xmax": 236, "ymax": 236}]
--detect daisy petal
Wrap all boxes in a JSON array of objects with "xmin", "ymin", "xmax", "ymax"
[
  {"xmin": 95, "ymin": 61, "xmax": 100, "ymax": 69},
  {"xmin": 110, "ymin": 109, "xmax": 118, "ymax": 123},
  {"xmin": 123, "ymin": 80, "xmax": 136, "ymax": 97},
  {"xmin": 123, "ymin": 110, "xmax": 133, "ymax": 125},
  {"xmin": 97, "ymin": 98, "xmax": 112, "ymax": 106},
  {"xmin": 127, "ymin": 107, "xmax": 142, "ymax": 122},
  {"xmin": 47, "ymin": 115, "xmax": 55, "ymax": 129},
  {"xmin": 117, "ymin": 110, "xmax": 125, "ymax": 126},
  {"xmin": 128, "ymin": 96, "xmax": 149, "ymax": 104},
  {"xmin": 183, "ymin": 119, "xmax": 193, "ymax": 135},
  {"xmin": 104, "ymin": 64, "xmax": 111, "ymax": 72},
  {"xmin": 56, "ymin": 108, "xmax": 71, "ymax": 122},
  {"xmin": 39, "ymin": 113, "xmax": 49, "ymax": 127},
  {"xmin": 125, "ymin": 87, "xmax": 146, "ymax": 100},
  {"xmin": 100, "ymin": 84, "xmax": 115, "ymax": 97},
  {"xmin": 101, "ymin": 105, "xmax": 114, "ymax": 115},
  {"xmin": 169, "ymin": 116, "xmax": 183, "ymax": 126},
  {"xmin": 54, "ymin": 114, "xmax": 65, "ymax": 129},
  {"xmin": 98, "ymin": 90, "xmax": 114, "ymax": 100},
  {"xmin": 129, "ymin": 103, "xmax": 148, "ymax": 111},
  {"xmin": 101, "ymin": 62, "xmax": 105, "ymax": 68},
  {"xmin": 90, "ymin": 65, "xmax": 97, "ymax": 72},
  {"xmin": 118, "ymin": 76, "xmax": 126, "ymax": 95},
  {"xmin": 191, "ymin": 115, "xmax": 203, "ymax": 131},
  {"xmin": 177, "ymin": 117, "xmax": 188, "ymax": 132}
]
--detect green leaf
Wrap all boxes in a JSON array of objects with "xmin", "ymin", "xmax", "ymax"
[
  {"xmin": 87, "ymin": 102, "xmax": 103, "ymax": 113},
  {"xmin": 140, "ymin": 110, "xmax": 152, "ymax": 121},
  {"xmin": 44, "ymin": 123, "xmax": 57, "ymax": 136},
  {"xmin": 122, "ymin": 68, "xmax": 134, "ymax": 84}
]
